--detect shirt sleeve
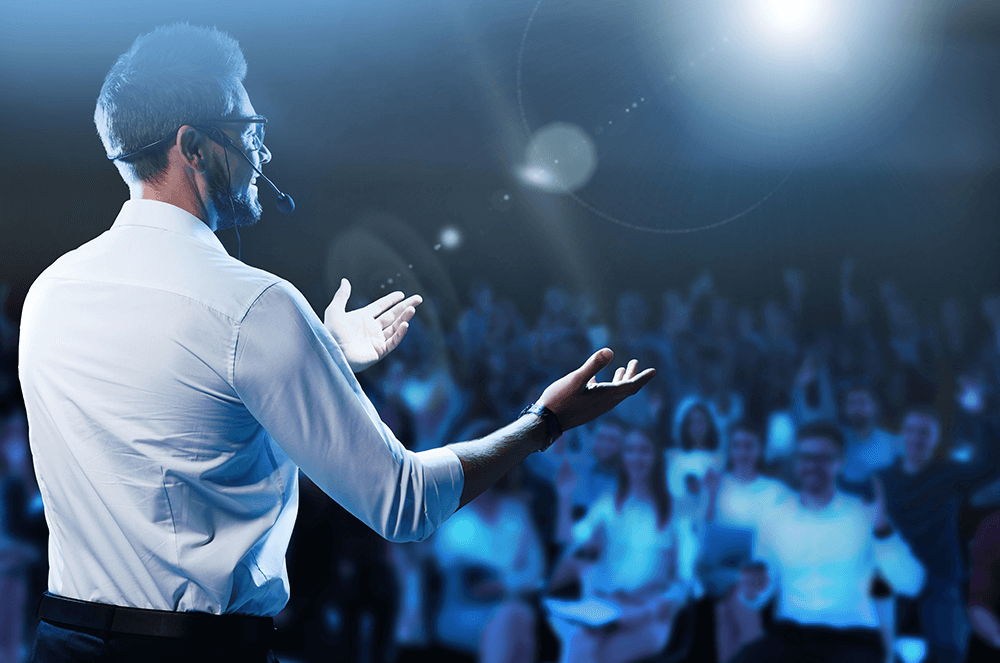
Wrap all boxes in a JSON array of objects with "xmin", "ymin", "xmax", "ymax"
[
  {"xmin": 233, "ymin": 281, "xmax": 464, "ymax": 543},
  {"xmin": 870, "ymin": 499, "xmax": 926, "ymax": 597}
]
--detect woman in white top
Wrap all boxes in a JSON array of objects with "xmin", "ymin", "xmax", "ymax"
[
  {"xmin": 704, "ymin": 423, "xmax": 793, "ymax": 663},
  {"xmin": 548, "ymin": 428, "xmax": 688, "ymax": 663},
  {"xmin": 431, "ymin": 463, "xmax": 546, "ymax": 663}
]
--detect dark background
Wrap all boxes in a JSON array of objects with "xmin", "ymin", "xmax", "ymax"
[{"xmin": 1, "ymin": 0, "xmax": 998, "ymax": 331}]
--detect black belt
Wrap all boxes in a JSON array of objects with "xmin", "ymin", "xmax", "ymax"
[{"xmin": 37, "ymin": 593, "xmax": 275, "ymax": 644}]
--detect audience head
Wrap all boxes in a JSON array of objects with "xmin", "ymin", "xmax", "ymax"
[
  {"xmin": 677, "ymin": 402, "xmax": 720, "ymax": 452},
  {"xmin": 468, "ymin": 281, "xmax": 493, "ymax": 314},
  {"xmin": 617, "ymin": 291, "xmax": 650, "ymax": 332},
  {"xmin": 794, "ymin": 421, "xmax": 845, "ymax": 495},
  {"xmin": 900, "ymin": 406, "xmax": 943, "ymax": 469},
  {"xmin": 615, "ymin": 428, "xmax": 671, "ymax": 528},
  {"xmin": 589, "ymin": 417, "xmax": 626, "ymax": 463},
  {"xmin": 697, "ymin": 343, "xmax": 732, "ymax": 394},
  {"xmin": 726, "ymin": 422, "xmax": 765, "ymax": 476},
  {"xmin": 843, "ymin": 384, "xmax": 879, "ymax": 431},
  {"xmin": 541, "ymin": 286, "xmax": 572, "ymax": 319}
]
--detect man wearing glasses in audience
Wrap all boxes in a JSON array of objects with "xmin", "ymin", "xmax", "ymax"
[
  {"xmin": 730, "ymin": 422, "xmax": 925, "ymax": 663},
  {"xmin": 18, "ymin": 24, "xmax": 655, "ymax": 662}
]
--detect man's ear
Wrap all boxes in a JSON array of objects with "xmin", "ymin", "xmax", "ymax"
[{"xmin": 177, "ymin": 125, "xmax": 208, "ymax": 174}]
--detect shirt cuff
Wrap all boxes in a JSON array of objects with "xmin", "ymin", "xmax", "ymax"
[{"xmin": 415, "ymin": 446, "xmax": 465, "ymax": 528}]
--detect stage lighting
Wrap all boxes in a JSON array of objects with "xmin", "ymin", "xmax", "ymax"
[{"xmin": 753, "ymin": 0, "xmax": 830, "ymax": 43}]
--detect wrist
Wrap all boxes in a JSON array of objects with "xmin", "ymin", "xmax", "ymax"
[{"xmin": 520, "ymin": 403, "xmax": 563, "ymax": 452}]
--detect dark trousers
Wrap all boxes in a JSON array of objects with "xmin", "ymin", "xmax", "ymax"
[
  {"xmin": 30, "ymin": 620, "xmax": 281, "ymax": 663},
  {"xmin": 728, "ymin": 620, "xmax": 884, "ymax": 663}
]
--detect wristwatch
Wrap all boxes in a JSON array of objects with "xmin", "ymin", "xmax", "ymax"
[{"xmin": 520, "ymin": 403, "xmax": 563, "ymax": 452}]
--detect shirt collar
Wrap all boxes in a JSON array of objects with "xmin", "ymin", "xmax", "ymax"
[{"xmin": 112, "ymin": 199, "xmax": 230, "ymax": 256}]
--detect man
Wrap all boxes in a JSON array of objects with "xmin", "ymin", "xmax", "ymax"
[
  {"xmin": 877, "ymin": 407, "xmax": 1000, "ymax": 663},
  {"xmin": 839, "ymin": 384, "xmax": 901, "ymax": 489},
  {"xmin": 17, "ymin": 24, "xmax": 655, "ymax": 663},
  {"xmin": 731, "ymin": 422, "xmax": 925, "ymax": 663}
]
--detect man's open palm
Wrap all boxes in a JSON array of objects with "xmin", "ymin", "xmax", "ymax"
[{"xmin": 324, "ymin": 278, "xmax": 421, "ymax": 373}]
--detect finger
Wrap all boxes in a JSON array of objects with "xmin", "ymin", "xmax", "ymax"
[
  {"xmin": 625, "ymin": 367, "xmax": 656, "ymax": 392},
  {"xmin": 574, "ymin": 348, "xmax": 615, "ymax": 387},
  {"xmin": 384, "ymin": 320, "xmax": 410, "ymax": 355},
  {"xmin": 330, "ymin": 278, "xmax": 352, "ymax": 313},
  {"xmin": 614, "ymin": 366, "xmax": 626, "ymax": 383},
  {"xmin": 365, "ymin": 290, "xmax": 407, "ymax": 318},
  {"xmin": 624, "ymin": 359, "xmax": 639, "ymax": 380},
  {"xmin": 377, "ymin": 295, "xmax": 422, "ymax": 328},
  {"xmin": 384, "ymin": 306, "xmax": 417, "ymax": 339}
]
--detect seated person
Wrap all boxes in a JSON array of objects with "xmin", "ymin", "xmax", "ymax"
[
  {"xmin": 546, "ymin": 428, "xmax": 689, "ymax": 663},
  {"xmin": 431, "ymin": 467, "xmax": 546, "ymax": 663},
  {"xmin": 703, "ymin": 423, "xmax": 794, "ymax": 663}
]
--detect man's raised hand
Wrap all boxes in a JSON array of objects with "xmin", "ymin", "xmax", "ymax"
[
  {"xmin": 324, "ymin": 278, "xmax": 421, "ymax": 373},
  {"xmin": 536, "ymin": 348, "xmax": 655, "ymax": 432}
]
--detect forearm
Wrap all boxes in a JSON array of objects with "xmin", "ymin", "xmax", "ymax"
[
  {"xmin": 449, "ymin": 413, "xmax": 549, "ymax": 508},
  {"xmin": 969, "ymin": 605, "xmax": 1000, "ymax": 648},
  {"xmin": 874, "ymin": 533, "xmax": 926, "ymax": 597}
]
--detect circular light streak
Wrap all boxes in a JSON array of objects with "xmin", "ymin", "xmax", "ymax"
[{"xmin": 515, "ymin": 0, "xmax": 798, "ymax": 235}]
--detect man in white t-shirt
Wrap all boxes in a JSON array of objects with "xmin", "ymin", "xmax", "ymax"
[{"xmin": 730, "ymin": 422, "xmax": 925, "ymax": 663}]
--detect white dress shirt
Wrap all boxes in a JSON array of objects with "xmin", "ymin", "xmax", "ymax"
[
  {"xmin": 18, "ymin": 199, "xmax": 464, "ymax": 616},
  {"xmin": 748, "ymin": 492, "xmax": 925, "ymax": 628}
]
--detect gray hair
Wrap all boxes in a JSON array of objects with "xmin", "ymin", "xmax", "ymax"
[{"xmin": 95, "ymin": 23, "xmax": 247, "ymax": 183}]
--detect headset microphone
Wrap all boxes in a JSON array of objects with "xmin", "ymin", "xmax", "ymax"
[
  {"xmin": 211, "ymin": 130, "xmax": 295, "ymax": 213},
  {"xmin": 249, "ymin": 165, "xmax": 295, "ymax": 213}
]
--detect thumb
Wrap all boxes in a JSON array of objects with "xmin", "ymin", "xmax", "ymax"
[
  {"xmin": 331, "ymin": 278, "xmax": 351, "ymax": 312},
  {"xmin": 574, "ymin": 348, "xmax": 614, "ymax": 386}
]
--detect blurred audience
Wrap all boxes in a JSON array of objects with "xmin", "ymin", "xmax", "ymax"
[{"xmin": 6, "ymin": 265, "xmax": 1000, "ymax": 663}]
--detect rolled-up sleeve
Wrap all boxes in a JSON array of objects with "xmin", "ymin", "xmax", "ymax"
[{"xmin": 233, "ymin": 281, "xmax": 464, "ymax": 542}]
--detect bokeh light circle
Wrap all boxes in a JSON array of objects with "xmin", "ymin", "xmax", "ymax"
[{"xmin": 515, "ymin": 0, "xmax": 803, "ymax": 234}]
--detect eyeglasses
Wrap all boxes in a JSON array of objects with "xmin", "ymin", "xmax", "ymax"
[
  {"xmin": 209, "ymin": 116, "xmax": 267, "ymax": 152},
  {"xmin": 108, "ymin": 115, "xmax": 268, "ymax": 162}
]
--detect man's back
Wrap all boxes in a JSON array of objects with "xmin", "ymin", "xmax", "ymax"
[{"xmin": 20, "ymin": 200, "xmax": 297, "ymax": 615}]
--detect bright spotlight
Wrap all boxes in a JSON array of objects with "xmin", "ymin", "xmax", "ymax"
[
  {"xmin": 754, "ymin": 0, "xmax": 830, "ymax": 43},
  {"xmin": 439, "ymin": 226, "xmax": 462, "ymax": 250}
]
